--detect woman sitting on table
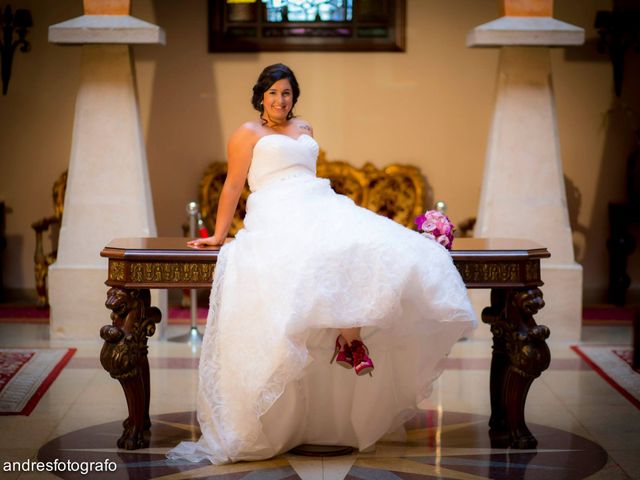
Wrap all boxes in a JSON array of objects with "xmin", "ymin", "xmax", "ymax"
[{"xmin": 167, "ymin": 63, "xmax": 476, "ymax": 465}]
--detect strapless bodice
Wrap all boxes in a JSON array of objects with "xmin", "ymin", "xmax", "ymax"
[{"xmin": 248, "ymin": 134, "xmax": 319, "ymax": 192}]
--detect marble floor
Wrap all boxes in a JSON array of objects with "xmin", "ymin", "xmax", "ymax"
[{"xmin": 0, "ymin": 323, "xmax": 638, "ymax": 480}]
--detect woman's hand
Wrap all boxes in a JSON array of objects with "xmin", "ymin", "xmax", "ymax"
[{"xmin": 187, "ymin": 236, "xmax": 223, "ymax": 248}]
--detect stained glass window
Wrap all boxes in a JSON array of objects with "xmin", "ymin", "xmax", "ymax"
[
  {"xmin": 262, "ymin": 0, "xmax": 353, "ymax": 23},
  {"xmin": 208, "ymin": 0, "xmax": 405, "ymax": 52}
]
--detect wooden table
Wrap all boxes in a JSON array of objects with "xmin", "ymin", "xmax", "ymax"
[{"xmin": 99, "ymin": 237, "xmax": 551, "ymax": 451}]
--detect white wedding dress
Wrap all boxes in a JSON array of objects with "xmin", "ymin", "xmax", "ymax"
[{"xmin": 167, "ymin": 133, "xmax": 477, "ymax": 464}]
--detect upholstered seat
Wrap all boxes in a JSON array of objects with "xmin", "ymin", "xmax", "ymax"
[{"xmin": 197, "ymin": 149, "xmax": 427, "ymax": 236}]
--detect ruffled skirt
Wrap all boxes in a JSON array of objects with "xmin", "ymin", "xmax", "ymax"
[{"xmin": 167, "ymin": 175, "xmax": 476, "ymax": 464}]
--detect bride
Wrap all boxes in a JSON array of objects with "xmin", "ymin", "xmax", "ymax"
[{"xmin": 167, "ymin": 63, "xmax": 476, "ymax": 464}]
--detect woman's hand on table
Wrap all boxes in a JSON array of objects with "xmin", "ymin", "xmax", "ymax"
[{"xmin": 187, "ymin": 236, "xmax": 223, "ymax": 248}]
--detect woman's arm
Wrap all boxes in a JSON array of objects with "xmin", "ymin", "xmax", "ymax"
[{"xmin": 188, "ymin": 126, "xmax": 255, "ymax": 247}]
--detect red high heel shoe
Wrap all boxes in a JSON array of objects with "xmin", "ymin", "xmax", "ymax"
[
  {"xmin": 330, "ymin": 335, "xmax": 353, "ymax": 369},
  {"xmin": 350, "ymin": 340, "xmax": 374, "ymax": 376}
]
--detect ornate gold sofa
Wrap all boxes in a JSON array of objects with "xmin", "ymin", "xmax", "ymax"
[
  {"xmin": 196, "ymin": 149, "xmax": 427, "ymax": 236},
  {"xmin": 32, "ymin": 170, "xmax": 67, "ymax": 306}
]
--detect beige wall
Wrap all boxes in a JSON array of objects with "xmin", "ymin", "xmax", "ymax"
[
  {"xmin": 0, "ymin": 0, "xmax": 637, "ymax": 304},
  {"xmin": 0, "ymin": 1, "xmax": 81, "ymax": 291}
]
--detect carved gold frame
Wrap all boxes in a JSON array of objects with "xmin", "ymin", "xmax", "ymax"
[{"xmin": 198, "ymin": 149, "xmax": 426, "ymax": 236}]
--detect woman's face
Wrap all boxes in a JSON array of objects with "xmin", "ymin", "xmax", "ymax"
[{"xmin": 262, "ymin": 79, "xmax": 293, "ymax": 124}]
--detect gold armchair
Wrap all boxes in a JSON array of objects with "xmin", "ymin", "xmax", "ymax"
[
  {"xmin": 196, "ymin": 149, "xmax": 426, "ymax": 236},
  {"xmin": 32, "ymin": 170, "xmax": 67, "ymax": 306}
]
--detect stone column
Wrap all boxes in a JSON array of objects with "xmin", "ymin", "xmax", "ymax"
[
  {"xmin": 48, "ymin": 1, "xmax": 166, "ymax": 339},
  {"xmin": 467, "ymin": 0, "xmax": 585, "ymax": 340}
]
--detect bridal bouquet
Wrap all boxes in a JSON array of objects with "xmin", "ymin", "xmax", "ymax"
[{"xmin": 415, "ymin": 210, "xmax": 455, "ymax": 250}]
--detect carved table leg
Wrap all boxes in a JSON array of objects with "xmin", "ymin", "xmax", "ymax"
[
  {"xmin": 482, "ymin": 287, "xmax": 550, "ymax": 449},
  {"xmin": 100, "ymin": 287, "xmax": 161, "ymax": 450}
]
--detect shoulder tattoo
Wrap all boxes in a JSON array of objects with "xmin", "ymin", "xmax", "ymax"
[{"xmin": 299, "ymin": 124, "xmax": 312, "ymax": 132}]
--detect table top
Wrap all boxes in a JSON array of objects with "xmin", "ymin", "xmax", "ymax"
[
  {"xmin": 101, "ymin": 237, "xmax": 550, "ymax": 289},
  {"xmin": 101, "ymin": 237, "xmax": 550, "ymax": 262}
]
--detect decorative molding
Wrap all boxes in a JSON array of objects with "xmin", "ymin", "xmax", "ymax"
[
  {"xmin": 107, "ymin": 260, "xmax": 217, "ymax": 285},
  {"xmin": 109, "ymin": 260, "xmax": 126, "ymax": 281},
  {"xmin": 48, "ymin": 15, "xmax": 165, "ymax": 45},
  {"xmin": 129, "ymin": 262, "xmax": 215, "ymax": 283},
  {"xmin": 455, "ymin": 260, "xmax": 540, "ymax": 285}
]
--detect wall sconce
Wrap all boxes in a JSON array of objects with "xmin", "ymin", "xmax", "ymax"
[
  {"xmin": 0, "ymin": 4, "xmax": 32, "ymax": 95},
  {"xmin": 595, "ymin": 5, "xmax": 640, "ymax": 97}
]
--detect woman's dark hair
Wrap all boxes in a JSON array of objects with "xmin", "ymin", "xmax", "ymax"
[{"xmin": 251, "ymin": 63, "xmax": 300, "ymax": 122}]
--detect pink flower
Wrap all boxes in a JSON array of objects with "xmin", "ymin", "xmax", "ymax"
[
  {"xmin": 422, "ymin": 221, "xmax": 437, "ymax": 233},
  {"xmin": 414, "ymin": 209, "xmax": 455, "ymax": 250},
  {"xmin": 437, "ymin": 235, "xmax": 450, "ymax": 247}
]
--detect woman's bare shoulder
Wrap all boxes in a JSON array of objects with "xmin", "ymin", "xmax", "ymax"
[
  {"xmin": 291, "ymin": 117, "xmax": 314, "ymax": 137},
  {"xmin": 229, "ymin": 121, "xmax": 261, "ymax": 146}
]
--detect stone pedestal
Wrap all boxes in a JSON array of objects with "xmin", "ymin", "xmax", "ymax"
[
  {"xmin": 467, "ymin": 11, "xmax": 585, "ymax": 341},
  {"xmin": 48, "ymin": 14, "xmax": 166, "ymax": 340}
]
